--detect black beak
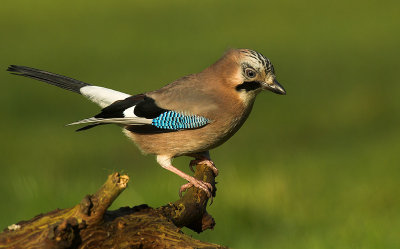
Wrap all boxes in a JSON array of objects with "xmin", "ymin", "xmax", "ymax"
[{"xmin": 263, "ymin": 79, "xmax": 286, "ymax": 95}]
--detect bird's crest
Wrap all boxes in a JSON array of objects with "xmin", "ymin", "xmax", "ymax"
[{"xmin": 239, "ymin": 49, "xmax": 274, "ymax": 73}]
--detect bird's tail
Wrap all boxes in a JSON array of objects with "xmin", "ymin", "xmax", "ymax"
[
  {"xmin": 7, "ymin": 65, "xmax": 131, "ymax": 108},
  {"xmin": 7, "ymin": 65, "xmax": 91, "ymax": 94}
]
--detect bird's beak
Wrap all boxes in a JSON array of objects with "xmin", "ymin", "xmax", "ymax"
[{"xmin": 262, "ymin": 79, "xmax": 286, "ymax": 95}]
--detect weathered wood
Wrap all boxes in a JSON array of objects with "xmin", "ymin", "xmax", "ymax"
[
  {"xmin": 0, "ymin": 164, "xmax": 227, "ymax": 249},
  {"xmin": 159, "ymin": 163, "xmax": 216, "ymax": 232}
]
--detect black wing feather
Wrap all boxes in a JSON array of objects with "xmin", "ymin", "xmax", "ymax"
[
  {"xmin": 76, "ymin": 124, "xmax": 103, "ymax": 132},
  {"xmin": 94, "ymin": 94, "xmax": 167, "ymax": 119},
  {"xmin": 80, "ymin": 94, "xmax": 172, "ymax": 134}
]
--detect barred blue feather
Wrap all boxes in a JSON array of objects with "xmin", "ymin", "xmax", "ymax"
[{"xmin": 152, "ymin": 111, "xmax": 209, "ymax": 130}]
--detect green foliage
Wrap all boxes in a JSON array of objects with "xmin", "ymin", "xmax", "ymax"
[{"xmin": 0, "ymin": 0, "xmax": 399, "ymax": 248}]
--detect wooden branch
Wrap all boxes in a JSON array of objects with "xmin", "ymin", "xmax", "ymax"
[
  {"xmin": 158, "ymin": 163, "xmax": 216, "ymax": 232},
  {"xmin": 0, "ymin": 164, "xmax": 227, "ymax": 249}
]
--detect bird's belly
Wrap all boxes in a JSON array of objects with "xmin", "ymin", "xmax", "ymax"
[{"xmin": 123, "ymin": 119, "xmax": 242, "ymax": 157}]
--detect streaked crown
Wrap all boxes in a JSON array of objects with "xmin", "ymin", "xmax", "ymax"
[{"xmin": 238, "ymin": 49, "xmax": 275, "ymax": 74}]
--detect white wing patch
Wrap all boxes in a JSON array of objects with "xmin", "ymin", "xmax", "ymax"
[
  {"xmin": 80, "ymin": 86, "xmax": 131, "ymax": 108},
  {"xmin": 123, "ymin": 106, "xmax": 138, "ymax": 118}
]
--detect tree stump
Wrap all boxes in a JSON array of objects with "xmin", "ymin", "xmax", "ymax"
[{"xmin": 0, "ymin": 164, "xmax": 227, "ymax": 249}]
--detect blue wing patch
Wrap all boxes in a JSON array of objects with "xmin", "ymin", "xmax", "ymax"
[{"xmin": 152, "ymin": 111, "xmax": 209, "ymax": 130}]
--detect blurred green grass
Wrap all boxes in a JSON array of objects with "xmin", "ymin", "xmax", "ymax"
[{"xmin": 1, "ymin": 0, "xmax": 399, "ymax": 248}]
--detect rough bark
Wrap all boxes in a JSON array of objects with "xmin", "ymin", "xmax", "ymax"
[{"xmin": 0, "ymin": 164, "xmax": 227, "ymax": 249}]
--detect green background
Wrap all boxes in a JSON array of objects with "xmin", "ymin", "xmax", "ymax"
[{"xmin": 1, "ymin": 0, "xmax": 399, "ymax": 248}]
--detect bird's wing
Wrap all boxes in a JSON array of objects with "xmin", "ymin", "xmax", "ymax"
[
  {"xmin": 146, "ymin": 74, "xmax": 220, "ymax": 116},
  {"xmin": 8, "ymin": 65, "xmax": 211, "ymax": 133},
  {"xmin": 7, "ymin": 65, "xmax": 130, "ymax": 108},
  {"xmin": 69, "ymin": 94, "xmax": 210, "ymax": 133}
]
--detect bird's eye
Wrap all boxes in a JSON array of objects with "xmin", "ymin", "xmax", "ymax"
[{"xmin": 245, "ymin": 68, "xmax": 256, "ymax": 78}]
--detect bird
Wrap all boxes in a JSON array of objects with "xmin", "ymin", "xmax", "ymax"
[{"xmin": 7, "ymin": 49, "xmax": 286, "ymax": 198}]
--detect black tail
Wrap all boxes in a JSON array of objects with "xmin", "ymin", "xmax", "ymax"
[{"xmin": 7, "ymin": 65, "xmax": 91, "ymax": 94}]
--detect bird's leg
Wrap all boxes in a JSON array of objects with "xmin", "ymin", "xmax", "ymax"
[
  {"xmin": 189, "ymin": 151, "xmax": 219, "ymax": 176},
  {"xmin": 157, "ymin": 155, "xmax": 213, "ymax": 198}
]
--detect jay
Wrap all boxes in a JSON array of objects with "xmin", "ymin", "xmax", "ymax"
[{"xmin": 7, "ymin": 49, "xmax": 286, "ymax": 197}]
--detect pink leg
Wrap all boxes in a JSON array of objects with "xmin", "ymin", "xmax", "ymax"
[
  {"xmin": 189, "ymin": 151, "xmax": 219, "ymax": 176},
  {"xmin": 157, "ymin": 155, "xmax": 213, "ymax": 198}
]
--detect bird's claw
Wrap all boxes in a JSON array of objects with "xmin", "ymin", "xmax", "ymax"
[
  {"xmin": 179, "ymin": 178, "xmax": 213, "ymax": 200},
  {"xmin": 189, "ymin": 159, "xmax": 219, "ymax": 176}
]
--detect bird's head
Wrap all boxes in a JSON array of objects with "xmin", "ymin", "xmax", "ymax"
[
  {"xmin": 209, "ymin": 49, "xmax": 286, "ymax": 100},
  {"xmin": 234, "ymin": 49, "xmax": 286, "ymax": 96}
]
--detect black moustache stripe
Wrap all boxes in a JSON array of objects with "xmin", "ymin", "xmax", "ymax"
[{"xmin": 235, "ymin": 81, "xmax": 262, "ymax": 92}]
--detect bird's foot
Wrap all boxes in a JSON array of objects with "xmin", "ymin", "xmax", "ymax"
[
  {"xmin": 189, "ymin": 159, "xmax": 219, "ymax": 176},
  {"xmin": 179, "ymin": 178, "xmax": 213, "ymax": 199}
]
